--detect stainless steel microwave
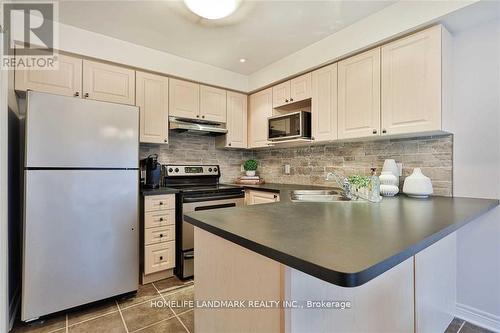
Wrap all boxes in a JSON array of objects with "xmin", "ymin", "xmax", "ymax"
[{"xmin": 268, "ymin": 111, "xmax": 311, "ymax": 141}]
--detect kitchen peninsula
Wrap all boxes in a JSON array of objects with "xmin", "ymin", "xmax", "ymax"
[{"xmin": 185, "ymin": 187, "xmax": 498, "ymax": 333}]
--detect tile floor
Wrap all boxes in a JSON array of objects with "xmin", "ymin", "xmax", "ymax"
[
  {"xmin": 11, "ymin": 277, "xmax": 494, "ymax": 333},
  {"xmin": 11, "ymin": 276, "xmax": 194, "ymax": 333}
]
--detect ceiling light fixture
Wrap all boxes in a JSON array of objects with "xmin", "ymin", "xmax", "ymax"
[
  {"xmin": 239, "ymin": 58, "xmax": 246, "ymax": 63},
  {"xmin": 184, "ymin": 0, "xmax": 240, "ymax": 20}
]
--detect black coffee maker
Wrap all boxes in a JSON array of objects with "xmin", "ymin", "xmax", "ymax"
[{"xmin": 141, "ymin": 154, "xmax": 161, "ymax": 189}]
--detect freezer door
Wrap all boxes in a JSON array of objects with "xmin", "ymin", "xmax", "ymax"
[
  {"xmin": 22, "ymin": 170, "xmax": 139, "ymax": 321},
  {"xmin": 25, "ymin": 91, "xmax": 139, "ymax": 168}
]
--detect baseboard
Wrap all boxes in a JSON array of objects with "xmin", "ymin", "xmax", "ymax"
[
  {"xmin": 456, "ymin": 302, "xmax": 500, "ymax": 333},
  {"xmin": 8, "ymin": 287, "xmax": 20, "ymax": 331}
]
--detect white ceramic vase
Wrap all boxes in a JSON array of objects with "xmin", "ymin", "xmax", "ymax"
[
  {"xmin": 246, "ymin": 170, "xmax": 256, "ymax": 177},
  {"xmin": 382, "ymin": 159, "xmax": 399, "ymax": 178},
  {"xmin": 380, "ymin": 184, "xmax": 399, "ymax": 197},
  {"xmin": 403, "ymin": 168, "xmax": 433, "ymax": 198},
  {"xmin": 379, "ymin": 171, "xmax": 398, "ymax": 186}
]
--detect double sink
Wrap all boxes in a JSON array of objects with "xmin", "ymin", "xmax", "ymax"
[{"xmin": 290, "ymin": 189, "xmax": 358, "ymax": 203}]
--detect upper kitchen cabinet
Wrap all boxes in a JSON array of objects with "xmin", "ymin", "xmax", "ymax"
[
  {"xmin": 338, "ymin": 47, "xmax": 381, "ymax": 140},
  {"xmin": 272, "ymin": 81, "xmax": 291, "ymax": 108},
  {"xmin": 200, "ymin": 85, "xmax": 227, "ymax": 123},
  {"xmin": 381, "ymin": 25, "xmax": 451, "ymax": 135},
  {"xmin": 218, "ymin": 91, "xmax": 247, "ymax": 148},
  {"xmin": 272, "ymin": 73, "xmax": 311, "ymax": 108},
  {"xmin": 136, "ymin": 71, "xmax": 169, "ymax": 144},
  {"xmin": 15, "ymin": 53, "xmax": 82, "ymax": 97},
  {"xmin": 82, "ymin": 60, "xmax": 135, "ymax": 105},
  {"xmin": 311, "ymin": 63, "xmax": 338, "ymax": 142},
  {"xmin": 248, "ymin": 88, "xmax": 273, "ymax": 148},
  {"xmin": 169, "ymin": 78, "xmax": 200, "ymax": 120}
]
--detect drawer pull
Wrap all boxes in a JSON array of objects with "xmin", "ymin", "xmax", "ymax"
[
  {"xmin": 159, "ymin": 256, "xmax": 163, "ymax": 260},
  {"xmin": 159, "ymin": 218, "xmax": 163, "ymax": 222},
  {"xmin": 159, "ymin": 202, "xmax": 163, "ymax": 205},
  {"xmin": 159, "ymin": 234, "xmax": 163, "ymax": 238}
]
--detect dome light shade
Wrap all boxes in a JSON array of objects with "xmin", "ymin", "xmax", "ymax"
[{"xmin": 184, "ymin": 0, "xmax": 239, "ymax": 20}]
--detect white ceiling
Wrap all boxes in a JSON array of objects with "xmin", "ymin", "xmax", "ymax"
[{"xmin": 58, "ymin": 0, "xmax": 395, "ymax": 75}]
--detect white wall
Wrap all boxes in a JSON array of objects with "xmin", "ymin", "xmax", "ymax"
[
  {"xmin": 247, "ymin": 0, "xmax": 477, "ymax": 91},
  {"xmin": 452, "ymin": 18, "xmax": 500, "ymax": 332}
]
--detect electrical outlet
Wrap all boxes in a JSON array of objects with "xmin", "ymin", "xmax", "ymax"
[
  {"xmin": 284, "ymin": 164, "xmax": 291, "ymax": 175},
  {"xmin": 397, "ymin": 163, "xmax": 403, "ymax": 177}
]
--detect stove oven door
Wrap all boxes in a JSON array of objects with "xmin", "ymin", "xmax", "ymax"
[{"xmin": 180, "ymin": 195, "xmax": 245, "ymax": 279}]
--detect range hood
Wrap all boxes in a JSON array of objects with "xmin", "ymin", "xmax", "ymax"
[{"xmin": 169, "ymin": 117, "xmax": 228, "ymax": 135}]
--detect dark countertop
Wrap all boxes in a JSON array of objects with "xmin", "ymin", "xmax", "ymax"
[
  {"xmin": 185, "ymin": 190, "xmax": 499, "ymax": 287},
  {"xmin": 141, "ymin": 187, "xmax": 179, "ymax": 196}
]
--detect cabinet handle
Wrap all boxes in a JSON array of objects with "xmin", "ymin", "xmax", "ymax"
[
  {"xmin": 159, "ymin": 234, "xmax": 163, "ymax": 238},
  {"xmin": 74, "ymin": 92, "xmax": 80, "ymax": 97},
  {"xmin": 159, "ymin": 217, "xmax": 163, "ymax": 222},
  {"xmin": 159, "ymin": 256, "xmax": 163, "ymax": 260},
  {"xmin": 311, "ymin": 137, "xmax": 315, "ymax": 140},
  {"xmin": 196, "ymin": 115, "xmax": 199, "ymax": 118},
  {"xmin": 290, "ymin": 98, "xmax": 293, "ymax": 102},
  {"xmin": 202, "ymin": 115, "xmax": 205, "ymax": 119},
  {"xmin": 285, "ymin": 99, "xmax": 289, "ymax": 103},
  {"xmin": 159, "ymin": 202, "xmax": 163, "ymax": 205},
  {"xmin": 273, "ymin": 194, "xmax": 277, "ymax": 198},
  {"xmin": 164, "ymin": 139, "xmax": 168, "ymax": 143},
  {"xmin": 382, "ymin": 129, "xmax": 387, "ymax": 134},
  {"xmin": 373, "ymin": 129, "xmax": 377, "ymax": 134},
  {"xmin": 228, "ymin": 143, "xmax": 232, "ymax": 147},
  {"xmin": 84, "ymin": 93, "xmax": 89, "ymax": 98}
]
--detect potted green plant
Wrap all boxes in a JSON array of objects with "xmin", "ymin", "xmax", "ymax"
[{"xmin": 243, "ymin": 159, "xmax": 258, "ymax": 177}]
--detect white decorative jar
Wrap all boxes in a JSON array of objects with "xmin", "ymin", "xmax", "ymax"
[
  {"xmin": 379, "ymin": 171, "xmax": 398, "ymax": 186},
  {"xmin": 403, "ymin": 168, "xmax": 433, "ymax": 198},
  {"xmin": 382, "ymin": 159, "xmax": 399, "ymax": 178},
  {"xmin": 380, "ymin": 184, "xmax": 399, "ymax": 197},
  {"xmin": 245, "ymin": 170, "xmax": 256, "ymax": 177}
]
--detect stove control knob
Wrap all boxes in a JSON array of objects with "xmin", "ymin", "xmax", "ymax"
[
  {"xmin": 214, "ymin": 167, "xmax": 218, "ymax": 172},
  {"xmin": 168, "ymin": 168, "xmax": 173, "ymax": 173},
  {"xmin": 174, "ymin": 168, "xmax": 179, "ymax": 172},
  {"xmin": 208, "ymin": 168, "xmax": 212, "ymax": 172}
]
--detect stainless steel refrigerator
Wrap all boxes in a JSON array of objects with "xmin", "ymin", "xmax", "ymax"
[{"xmin": 21, "ymin": 91, "xmax": 139, "ymax": 321}]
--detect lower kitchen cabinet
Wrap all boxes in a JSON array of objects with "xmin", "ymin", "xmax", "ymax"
[
  {"xmin": 246, "ymin": 190, "xmax": 280, "ymax": 205},
  {"xmin": 142, "ymin": 194, "xmax": 176, "ymax": 284}
]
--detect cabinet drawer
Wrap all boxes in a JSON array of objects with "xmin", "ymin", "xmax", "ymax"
[
  {"xmin": 145, "ymin": 225, "xmax": 175, "ymax": 245},
  {"xmin": 145, "ymin": 210, "xmax": 175, "ymax": 228},
  {"xmin": 144, "ymin": 241, "xmax": 175, "ymax": 275},
  {"xmin": 144, "ymin": 195, "xmax": 175, "ymax": 212}
]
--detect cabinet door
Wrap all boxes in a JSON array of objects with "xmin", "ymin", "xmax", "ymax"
[
  {"xmin": 246, "ymin": 190, "xmax": 279, "ymax": 205},
  {"xmin": 272, "ymin": 81, "xmax": 291, "ymax": 108},
  {"xmin": 381, "ymin": 25, "xmax": 442, "ymax": 135},
  {"xmin": 200, "ymin": 85, "xmax": 227, "ymax": 123},
  {"xmin": 82, "ymin": 60, "xmax": 135, "ymax": 105},
  {"xmin": 312, "ymin": 64, "xmax": 338, "ymax": 142},
  {"xmin": 136, "ymin": 71, "xmax": 169, "ymax": 144},
  {"xmin": 169, "ymin": 78, "xmax": 200, "ymax": 120},
  {"xmin": 144, "ymin": 241, "xmax": 175, "ymax": 274},
  {"xmin": 338, "ymin": 48, "xmax": 381, "ymax": 139},
  {"xmin": 248, "ymin": 88, "xmax": 273, "ymax": 148},
  {"xmin": 15, "ymin": 53, "xmax": 82, "ymax": 97},
  {"xmin": 290, "ymin": 73, "xmax": 312, "ymax": 103},
  {"xmin": 226, "ymin": 91, "xmax": 247, "ymax": 148}
]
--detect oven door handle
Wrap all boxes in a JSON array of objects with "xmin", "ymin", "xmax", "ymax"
[{"xmin": 183, "ymin": 193, "xmax": 244, "ymax": 203}]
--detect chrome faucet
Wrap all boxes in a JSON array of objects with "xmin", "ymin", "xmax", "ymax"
[{"xmin": 325, "ymin": 172, "xmax": 353, "ymax": 199}]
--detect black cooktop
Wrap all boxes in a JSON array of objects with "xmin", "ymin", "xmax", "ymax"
[{"xmin": 165, "ymin": 184, "xmax": 243, "ymax": 194}]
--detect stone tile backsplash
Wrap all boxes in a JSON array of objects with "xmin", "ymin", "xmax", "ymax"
[
  {"xmin": 254, "ymin": 135, "xmax": 453, "ymax": 196},
  {"xmin": 139, "ymin": 132, "xmax": 253, "ymax": 183},
  {"xmin": 140, "ymin": 132, "xmax": 453, "ymax": 197}
]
